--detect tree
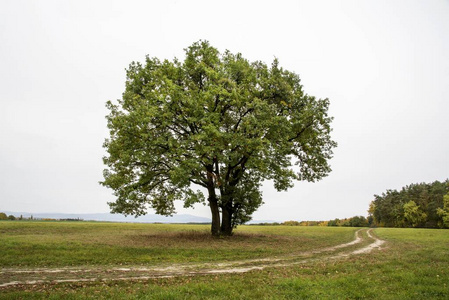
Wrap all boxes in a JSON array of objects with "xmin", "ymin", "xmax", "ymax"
[
  {"xmin": 403, "ymin": 201, "xmax": 427, "ymax": 227},
  {"xmin": 327, "ymin": 218, "xmax": 339, "ymax": 226},
  {"xmin": 348, "ymin": 216, "xmax": 369, "ymax": 227},
  {"xmin": 0, "ymin": 212, "xmax": 7, "ymax": 220},
  {"xmin": 437, "ymin": 192, "xmax": 449, "ymax": 228},
  {"xmin": 371, "ymin": 190, "xmax": 405, "ymax": 227},
  {"xmin": 102, "ymin": 41, "xmax": 336, "ymax": 236}
]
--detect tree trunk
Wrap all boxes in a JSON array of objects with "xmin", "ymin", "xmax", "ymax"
[
  {"xmin": 209, "ymin": 196, "xmax": 221, "ymax": 236},
  {"xmin": 206, "ymin": 167, "xmax": 221, "ymax": 236},
  {"xmin": 221, "ymin": 194, "xmax": 234, "ymax": 236},
  {"xmin": 220, "ymin": 206, "xmax": 233, "ymax": 236}
]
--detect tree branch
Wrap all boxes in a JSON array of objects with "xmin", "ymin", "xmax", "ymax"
[{"xmin": 287, "ymin": 122, "xmax": 314, "ymax": 142}]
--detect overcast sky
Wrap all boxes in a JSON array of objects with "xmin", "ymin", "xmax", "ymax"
[{"xmin": 1, "ymin": 0, "xmax": 448, "ymax": 221}]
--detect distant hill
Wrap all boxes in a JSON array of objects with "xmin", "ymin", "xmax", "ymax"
[
  {"xmin": 2, "ymin": 211, "xmax": 211, "ymax": 223},
  {"xmin": 2, "ymin": 211, "xmax": 279, "ymax": 224}
]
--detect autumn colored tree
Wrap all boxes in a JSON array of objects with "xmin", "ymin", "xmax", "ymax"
[{"xmin": 102, "ymin": 41, "xmax": 336, "ymax": 236}]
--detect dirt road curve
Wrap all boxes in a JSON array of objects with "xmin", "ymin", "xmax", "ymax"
[{"xmin": 0, "ymin": 228, "xmax": 385, "ymax": 288}]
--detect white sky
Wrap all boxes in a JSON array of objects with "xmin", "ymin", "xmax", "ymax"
[{"xmin": 1, "ymin": 0, "xmax": 448, "ymax": 221}]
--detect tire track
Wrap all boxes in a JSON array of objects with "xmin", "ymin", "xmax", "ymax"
[{"xmin": 0, "ymin": 229, "xmax": 385, "ymax": 288}]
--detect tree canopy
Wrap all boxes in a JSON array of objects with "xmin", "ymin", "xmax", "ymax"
[{"xmin": 102, "ymin": 41, "xmax": 336, "ymax": 236}]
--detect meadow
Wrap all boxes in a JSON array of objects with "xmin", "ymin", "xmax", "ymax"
[{"xmin": 0, "ymin": 221, "xmax": 448, "ymax": 299}]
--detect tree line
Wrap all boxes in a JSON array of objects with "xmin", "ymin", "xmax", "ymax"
[
  {"xmin": 0, "ymin": 214, "xmax": 85, "ymax": 222},
  {"xmin": 0, "ymin": 212, "xmax": 17, "ymax": 220},
  {"xmin": 281, "ymin": 216, "xmax": 370, "ymax": 227},
  {"xmin": 369, "ymin": 180, "xmax": 449, "ymax": 228},
  {"xmin": 0, "ymin": 213, "xmax": 33, "ymax": 221}
]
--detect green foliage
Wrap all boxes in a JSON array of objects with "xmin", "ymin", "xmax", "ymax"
[
  {"xmin": 436, "ymin": 192, "xmax": 449, "ymax": 228},
  {"xmin": 347, "ymin": 216, "xmax": 369, "ymax": 227},
  {"xmin": 282, "ymin": 220, "xmax": 301, "ymax": 226},
  {"xmin": 0, "ymin": 212, "xmax": 7, "ymax": 220},
  {"xmin": 327, "ymin": 218, "xmax": 339, "ymax": 226},
  {"xmin": 327, "ymin": 216, "xmax": 368, "ymax": 227},
  {"xmin": 370, "ymin": 180, "xmax": 449, "ymax": 228},
  {"xmin": 102, "ymin": 40, "xmax": 336, "ymax": 235},
  {"xmin": 403, "ymin": 201, "xmax": 427, "ymax": 227},
  {"xmin": 281, "ymin": 220, "xmax": 328, "ymax": 226},
  {"xmin": 298, "ymin": 221, "xmax": 322, "ymax": 226}
]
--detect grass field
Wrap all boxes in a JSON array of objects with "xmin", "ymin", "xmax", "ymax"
[
  {"xmin": 1, "ymin": 221, "xmax": 448, "ymax": 299},
  {"xmin": 0, "ymin": 222, "xmax": 356, "ymax": 267}
]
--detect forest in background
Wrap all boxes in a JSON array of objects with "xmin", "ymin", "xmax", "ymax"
[{"xmin": 369, "ymin": 180, "xmax": 449, "ymax": 228}]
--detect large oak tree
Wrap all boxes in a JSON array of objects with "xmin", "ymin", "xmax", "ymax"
[{"xmin": 102, "ymin": 41, "xmax": 336, "ymax": 236}]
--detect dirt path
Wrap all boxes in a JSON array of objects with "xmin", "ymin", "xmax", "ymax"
[{"xmin": 0, "ymin": 228, "xmax": 385, "ymax": 288}]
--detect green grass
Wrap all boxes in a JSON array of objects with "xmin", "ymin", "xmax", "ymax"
[
  {"xmin": 0, "ymin": 221, "xmax": 356, "ymax": 267},
  {"xmin": 1, "ymin": 222, "xmax": 448, "ymax": 299}
]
